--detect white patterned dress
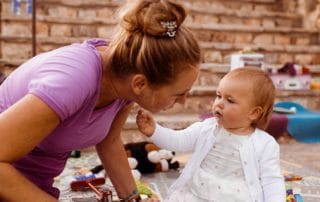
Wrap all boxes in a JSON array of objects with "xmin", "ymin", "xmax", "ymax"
[{"xmin": 167, "ymin": 129, "xmax": 251, "ymax": 202}]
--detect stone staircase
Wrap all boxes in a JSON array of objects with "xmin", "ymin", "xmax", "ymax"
[{"xmin": 1, "ymin": 0, "xmax": 320, "ymax": 142}]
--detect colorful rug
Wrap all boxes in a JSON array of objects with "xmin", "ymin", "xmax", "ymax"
[{"xmin": 54, "ymin": 141, "xmax": 320, "ymax": 202}]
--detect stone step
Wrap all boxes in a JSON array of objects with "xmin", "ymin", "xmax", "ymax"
[
  {"xmin": 1, "ymin": 52, "xmax": 319, "ymax": 74},
  {"xmin": 36, "ymin": 0, "xmax": 121, "ymax": 7},
  {"xmin": 200, "ymin": 63, "xmax": 320, "ymax": 74},
  {"xmin": 2, "ymin": 34, "xmax": 320, "ymax": 66},
  {"xmin": 185, "ymin": 3, "xmax": 296, "ymax": 19},
  {"xmin": 192, "ymin": 87, "xmax": 320, "ymax": 111},
  {"xmin": 201, "ymin": 42, "xmax": 320, "ymax": 54},
  {"xmin": 3, "ymin": 32, "xmax": 319, "ymax": 48},
  {"xmin": 1, "ymin": 0, "xmax": 121, "ymax": 9},
  {"xmin": 1, "ymin": 54, "xmax": 320, "ymax": 78},
  {"xmin": 1, "ymin": 14, "xmax": 310, "ymax": 35},
  {"xmin": 2, "ymin": 0, "xmax": 281, "ymax": 37},
  {"xmin": 2, "ymin": 19, "xmax": 318, "ymax": 43},
  {"xmin": 1, "ymin": 15, "xmax": 117, "ymax": 26},
  {"xmin": 191, "ymin": 22, "xmax": 319, "ymax": 34},
  {"xmin": 2, "ymin": 0, "xmax": 278, "ymax": 6},
  {"xmin": 2, "ymin": 0, "xmax": 278, "ymax": 10},
  {"xmin": 178, "ymin": 0, "xmax": 282, "ymax": 13},
  {"xmin": 200, "ymin": 42, "xmax": 320, "ymax": 65},
  {"xmin": 127, "ymin": 85, "xmax": 320, "ymax": 115},
  {"xmin": 183, "ymin": 1, "xmax": 302, "ymax": 28},
  {"xmin": 200, "ymin": 61, "xmax": 320, "ymax": 76},
  {"xmin": 197, "ymin": 63, "xmax": 320, "ymax": 88}
]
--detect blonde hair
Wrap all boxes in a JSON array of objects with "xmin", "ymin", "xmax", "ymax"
[
  {"xmin": 226, "ymin": 67, "xmax": 275, "ymax": 130},
  {"xmin": 106, "ymin": 0, "xmax": 201, "ymax": 86}
]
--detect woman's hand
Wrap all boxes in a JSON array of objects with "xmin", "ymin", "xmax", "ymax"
[{"xmin": 136, "ymin": 109, "xmax": 156, "ymax": 137}]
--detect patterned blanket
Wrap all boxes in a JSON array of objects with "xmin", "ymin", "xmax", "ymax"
[{"xmin": 54, "ymin": 141, "xmax": 320, "ymax": 202}]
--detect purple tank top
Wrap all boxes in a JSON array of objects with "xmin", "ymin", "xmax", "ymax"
[{"xmin": 0, "ymin": 39, "xmax": 130, "ymax": 197}]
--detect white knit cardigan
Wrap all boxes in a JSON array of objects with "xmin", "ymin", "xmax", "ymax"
[{"xmin": 150, "ymin": 118, "xmax": 286, "ymax": 202}]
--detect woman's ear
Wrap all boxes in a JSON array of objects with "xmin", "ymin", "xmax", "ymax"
[
  {"xmin": 131, "ymin": 74, "xmax": 148, "ymax": 95},
  {"xmin": 249, "ymin": 106, "xmax": 263, "ymax": 121}
]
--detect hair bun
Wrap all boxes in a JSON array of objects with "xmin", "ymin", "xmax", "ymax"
[{"xmin": 120, "ymin": 0, "xmax": 186, "ymax": 37}]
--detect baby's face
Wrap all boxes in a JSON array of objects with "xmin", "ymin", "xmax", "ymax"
[{"xmin": 212, "ymin": 76, "xmax": 256, "ymax": 134}]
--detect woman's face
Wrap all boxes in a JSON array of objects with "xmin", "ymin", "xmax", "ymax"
[{"xmin": 139, "ymin": 66, "xmax": 200, "ymax": 113}]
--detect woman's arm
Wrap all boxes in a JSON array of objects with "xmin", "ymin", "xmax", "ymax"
[
  {"xmin": 0, "ymin": 94, "xmax": 60, "ymax": 201},
  {"xmin": 95, "ymin": 103, "xmax": 138, "ymax": 200}
]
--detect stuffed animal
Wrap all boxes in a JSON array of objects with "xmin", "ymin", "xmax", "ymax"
[
  {"xmin": 128, "ymin": 157, "xmax": 141, "ymax": 180},
  {"xmin": 88, "ymin": 141, "xmax": 180, "ymax": 178},
  {"xmin": 125, "ymin": 141, "xmax": 180, "ymax": 174}
]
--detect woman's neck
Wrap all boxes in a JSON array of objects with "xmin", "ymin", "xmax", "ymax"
[
  {"xmin": 95, "ymin": 47, "xmax": 123, "ymax": 108},
  {"xmin": 95, "ymin": 73, "xmax": 120, "ymax": 109}
]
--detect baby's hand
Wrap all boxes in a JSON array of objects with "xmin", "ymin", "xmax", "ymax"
[{"xmin": 136, "ymin": 109, "xmax": 156, "ymax": 137}]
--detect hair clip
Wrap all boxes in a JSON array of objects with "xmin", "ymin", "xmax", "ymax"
[{"xmin": 160, "ymin": 21, "xmax": 177, "ymax": 37}]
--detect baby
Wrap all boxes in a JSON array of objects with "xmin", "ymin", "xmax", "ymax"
[{"xmin": 136, "ymin": 67, "xmax": 285, "ymax": 202}]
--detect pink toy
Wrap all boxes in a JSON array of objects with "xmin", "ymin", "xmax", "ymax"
[{"xmin": 269, "ymin": 62, "xmax": 312, "ymax": 90}]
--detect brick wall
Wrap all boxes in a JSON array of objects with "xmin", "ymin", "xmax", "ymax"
[{"xmin": 1, "ymin": 0, "xmax": 320, "ymax": 71}]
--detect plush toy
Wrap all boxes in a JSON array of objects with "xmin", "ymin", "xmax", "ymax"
[
  {"xmin": 88, "ymin": 141, "xmax": 180, "ymax": 179},
  {"xmin": 128, "ymin": 157, "xmax": 141, "ymax": 180},
  {"xmin": 125, "ymin": 141, "xmax": 180, "ymax": 174}
]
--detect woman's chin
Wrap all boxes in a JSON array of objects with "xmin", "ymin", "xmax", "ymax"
[{"xmin": 162, "ymin": 104, "xmax": 175, "ymax": 111}]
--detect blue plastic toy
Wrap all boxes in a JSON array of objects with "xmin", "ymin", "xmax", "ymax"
[{"xmin": 274, "ymin": 101, "xmax": 320, "ymax": 143}]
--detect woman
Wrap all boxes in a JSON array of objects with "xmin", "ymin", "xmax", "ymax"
[{"xmin": 0, "ymin": 0, "xmax": 201, "ymax": 201}]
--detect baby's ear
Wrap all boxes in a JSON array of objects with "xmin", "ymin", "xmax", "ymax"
[{"xmin": 249, "ymin": 106, "xmax": 263, "ymax": 121}]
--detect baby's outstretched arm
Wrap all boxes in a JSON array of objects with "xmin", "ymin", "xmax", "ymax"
[{"xmin": 136, "ymin": 109, "xmax": 156, "ymax": 137}]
